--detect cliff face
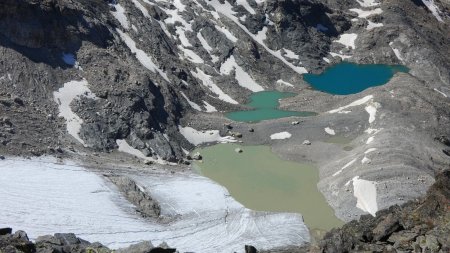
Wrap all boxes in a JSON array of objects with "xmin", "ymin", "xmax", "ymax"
[{"xmin": 316, "ymin": 170, "xmax": 450, "ymax": 253}]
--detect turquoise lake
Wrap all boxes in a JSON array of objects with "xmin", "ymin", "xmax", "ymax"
[
  {"xmin": 226, "ymin": 91, "xmax": 316, "ymax": 122},
  {"xmin": 303, "ymin": 62, "xmax": 408, "ymax": 95}
]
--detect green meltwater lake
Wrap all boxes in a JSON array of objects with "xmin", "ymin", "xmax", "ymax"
[
  {"xmin": 226, "ymin": 91, "xmax": 316, "ymax": 122},
  {"xmin": 303, "ymin": 62, "xmax": 408, "ymax": 95},
  {"xmin": 204, "ymin": 62, "xmax": 407, "ymax": 231},
  {"xmin": 193, "ymin": 144, "xmax": 344, "ymax": 231}
]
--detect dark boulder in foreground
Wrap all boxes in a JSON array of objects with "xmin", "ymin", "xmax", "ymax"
[{"xmin": 0, "ymin": 231, "xmax": 177, "ymax": 253}]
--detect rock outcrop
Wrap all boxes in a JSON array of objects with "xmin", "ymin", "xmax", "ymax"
[
  {"xmin": 316, "ymin": 169, "xmax": 450, "ymax": 252},
  {"xmin": 107, "ymin": 175, "xmax": 161, "ymax": 218}
]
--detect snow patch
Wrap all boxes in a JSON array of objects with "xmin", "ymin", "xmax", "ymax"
[
  {"xmin": 389, "ymin": 42, "xmax": 404, "ymax": 62},
  {"xmin": 207, "ymin": 0, "xmax": 308, "ymax": 74},
  {"xmin": 197, "ymin": 32, "xmax": 213, "ymax": 52},
  {"xmin": 116, "ymin": 139, "xmax": 148, "ymax": 160},
  {"xmin": 349, "ymin": 8, "xmax": 383, "ymax": 18},
  {"xmin": 270, "ymin": 132, "xmax": 292, "ymax": 140},
  {"xmin": 179, "ymin": 46, "xmax": 204, "ymax": 64},
  {"xmin": 334, "ymin": 33, "xmax": 358, "ymax": 49},
  {"xmin": 365, "ymin": 102, "xmax": 380, "ymax": 124},
  {"xmin": 191, "ymin": 68, "xmax": 238, "ymax": 104},
  {"xmin": 365, "ymin": 128, "xmax": 382, "ymax": 135},
  {"xmin": 220, "ymin": 55, "xmax": 264, "ymax": 92},
  {"xmin": 53, "ymin": 79, "xmax": 97, "ymax": 146},
  {"xmin": 203, "ymin": 101, "xmax": 218, "ymax": 112},
  {"xmin": 236, "ymin": 0, "xmax": 256, "ymax": 14},
  {"xmin": 356, "ymin": 0, "xmax": 380, "ymax": 7},
  {"xmin": 365, "ymin": 148, "xmax": 377, "ymax": 154},
  {"xmin": 110, "ymin": 3, "xmax": 129, "ymax": 29},
  {"xmin": 329, "ymin": 52, "xmax": 352, "ymax": 60},
  {"xmin": 361, "ymin": 156, "xmax": 371, "ymax": 164},
  {"xmin": 255, "ymin": 26, "xmax": 268, "ymax": 43},
  {"xmin": 173, "ymin": 0, "xmax": 186, "ymax": 12},
  {"xmin": 131, "ymin": 24, "xmax": 138, "ymax": 33},
  {"xmin": 197, "ymin": 32, "xmax": 219, "ymax": 62},
  {"xmin": 333, "ymin": 158, "xmax": 357, "ymax": 177},
  {"xmin": 325, "ymin": 127, "xmax": 336, "ymax": 135},
  {"xmin": 180, "ymin": 92, "xmax": 202, "ymax": 111},
  {"xmin": 421, "ymin": 0, "xmax": 444, "ymax": 22},
  {"xmin": 366, "ymin": 20, "xmax": 383, "ymax": 30},
  {"xmin": 116, "ymin": 139, "xmax": 169, "ymax": 165},
  {"xmin": 116, "ymin": 29, "xmax": 170, "ymax": 82},
  {"xmin": 283, "ymin": 49, "xmax": 300, "ymax": 60},
  {"xmin": 215, "ymin": 25, "xmax": 238, "ymax": 43},
  {"xmin": 352, "ymin": 176, "xmax": 378, "ymax": 216},
  {"xmin": 175, "ymin": 27, "xmax": 192, "ymax": 47},
  {"xmin": 434, "ymin": 88, "xmax": 448, "ymax": 98},
  {"xmin": 276, "ymin": 79, "xmax": 294, "ymax": 87},
  {"xmin": 328, "ymin": 95, "xmax": 374, "ymax": 114},
  {"xmin": 179, "ymin": 126, "xmax": 237, "ymax": 145},
  {"xmin": 131, "ymin": 0, "xmax": 150, "ymax": 18}
]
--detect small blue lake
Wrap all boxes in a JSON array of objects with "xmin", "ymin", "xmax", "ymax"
[
  {"xmin": 303, "ymin": 62, "xmax": 408, "ymax": 95},
  {"xmin": 226, "ymin": 91, "xmax": 316, "ymax": 123}
]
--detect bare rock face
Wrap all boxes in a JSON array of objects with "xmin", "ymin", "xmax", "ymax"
[{"xmin": 0, "ymin": 0, "xmax": 111, "ymax": 49}]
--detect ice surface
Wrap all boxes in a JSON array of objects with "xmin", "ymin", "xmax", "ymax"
[{"xmin": 0, "ymin": 157, "xmax": 310, "ymax": 252}]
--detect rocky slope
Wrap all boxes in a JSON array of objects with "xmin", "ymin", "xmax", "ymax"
[
  {"xmin": 0, "ymin": 0, "xmax": 351, "ymax": 161},
  {"xmin": 0, "ymin": 0, "xmax": 448, "ymax": 160},
  {"xmin": 316, "ymin": 169, "xmax": 450, "ymax": 253}
]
